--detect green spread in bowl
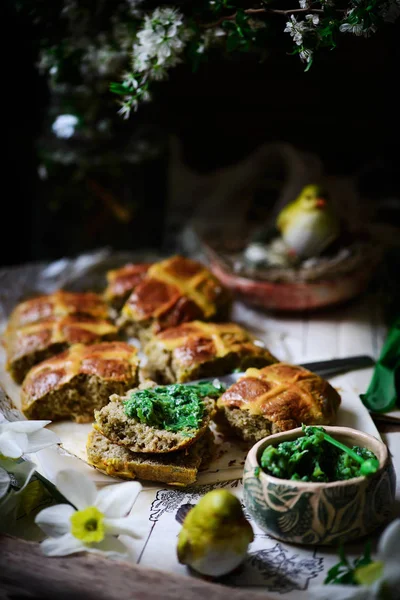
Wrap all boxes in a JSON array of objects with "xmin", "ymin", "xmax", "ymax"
[{"xmin": 260, "ymin": 425, "xmax": 379, "ymax": 482}]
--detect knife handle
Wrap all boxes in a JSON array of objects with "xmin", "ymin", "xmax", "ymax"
[{"xmin": 300, "ymin": 355, "xmax": 375, "ymax": 377}]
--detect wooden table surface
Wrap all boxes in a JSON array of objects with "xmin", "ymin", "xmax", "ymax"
[{"xmin": 0, "ymin": 534, "xmax": 272, "ymax": 600}]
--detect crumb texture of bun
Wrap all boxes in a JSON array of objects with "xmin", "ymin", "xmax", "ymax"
[
  {"xmin": 217, "ymin": 362, "xmax": 341, "ymax": 444},
  {"xmin": 21, "ymin": 341, "xmax": 140, "ymax": 422},
  {"xmin": 144, "ymin": 320, "xmax": 278, "ymax": 383},
  {"xmin": 94, "ymin": 387, "xmax": 216, "ymax": 453},
  {"xmin": 86, "ymin": 428, "xmax": 215, "ymax": 486}
]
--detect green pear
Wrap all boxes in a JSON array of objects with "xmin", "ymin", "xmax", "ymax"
[{"xmin": 177, "ymin": 489, "xmax": 254, "ymax": 577}]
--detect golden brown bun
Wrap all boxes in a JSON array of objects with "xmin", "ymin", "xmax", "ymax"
[
  {"xmin": 217, "ymin": 363, "xmax": 341, "ymax": 443},
  {"xmin": 4, "ymin": 314, "xmax": 118, "ymax": 384},
  {"xmin": 118, "ymin": 255, "xmax": 231, "ymax": 339},
  {"xmin": 103, "ymin": 263, "xmax": 152, "ymax": 309},
  {"xmin": 144, "ymin": 320, "xmax": 278, "ymax": 383},
  {"xmin": 21, "ymin": 341, "xmax": 140, "ymax": 422},
  {"xmin": 7, "ymin": 290, "xmax": 111, "ymax": 329}
]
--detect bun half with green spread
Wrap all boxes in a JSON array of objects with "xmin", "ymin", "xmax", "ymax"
[
  {"xmin": 93, "ymin": 380, "xmax": 221, "ymax": 453},
  {"xmin": 86, "ymin": 428, "xmax": 215, "ymax": 486}
]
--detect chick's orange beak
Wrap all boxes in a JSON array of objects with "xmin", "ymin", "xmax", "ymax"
[{"xmin": 316, "ymin": 198, "xmax": 326, "ymax": 209}]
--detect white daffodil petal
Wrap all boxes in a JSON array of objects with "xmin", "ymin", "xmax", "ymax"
[
  {"xmin": 9, "ymin": 459, "xmax": 37, "ymax": 493},
  {"xmin": 41, "ymin": 533, "xmax": 85, "ymax": 556},
  {"xmin": 103, "ymin": 517, "xmax": 142, "ymax": 538},
  {"xmin": 95, "ymin": 482, "xmax": 142, "ymax": 517},
  {"xmin": 0, "ymin": 467, "xmax": 10, "ymax": 499},
  {"xmin": 35, "ymin": 504, "xmax": 75, "ymax": 537},
  {"xmin": 1, "ymin": 420, "xmax": 51, "ymax": 434},
  {"xmin": 56, "ymin": 469, "xmax": 97, "ymax": 509},
  {"xmin": 24, "ymin": 428, "xmax": 60, "ymax": 453},
  {"xmin": 91, "ymin": 535, "xmax": 129, "ymax": 557},
  {"xmin": 381, "ymin": 562, "xmax": 400, "ymax": 590},
  {"xmin": 378, "ymin": 518, "xmax": 400, "ymax": 559},
  {"xmin": 0, "ymin": 431, "xmax": 28, "ymax": 458}
]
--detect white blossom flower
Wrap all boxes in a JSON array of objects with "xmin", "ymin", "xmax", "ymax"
[
  {"xmin": 0, "ymin": 420, "xmax": 59, "ymax": 459},
  {"xmin": 117, "ymin": 102, "xmax": 132, "ymax": 120},
  {"xmin": 305, "ymin": 14, "xmax": 320, "ymax": 26},
  {"xmin": 339, "ymin": 21, "xmax": 363, "ymax": 35},
  {"xmin": 307, "ymin": 519, "xmax": 400, "ymax": 599},
  {"xmin": 132, "ymin": 7, "xmax": 191, "ymax": 75},
  {"xmin": 299, "ymin": 0, "xmax": 310, "ymax": 8},
  {"xmin": 299, "ymin": 48, "xmax": 313, "ymax": 63},
  {"xmin": 122, "ymin": 73, "xmax": 139, "ymax": 90},
  {"xmin": 284, "ymin": 15, "xmax": 306, "ymax": 45},
  {"xmin": 51, "ymin": 114, "xmax": 79, "ymax": 139},
  {"xmin": 35, "ymin": 469, "xmax": 143, "ymax": 558},
  {"xmin": 339, "ymin": 10, "xmax": 364, "ymax": 35}
]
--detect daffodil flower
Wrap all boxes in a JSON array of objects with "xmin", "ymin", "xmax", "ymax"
[
  {"xmin": 309, "ymin": 519, "xmax": 400, "ymax": 599},
  {"xmin": 0, "ymin": 419, "xmax": 60, "ymax": 459},
  {"xmin": 35, "ymin": 469, "xmax": 142, "ymax": 558}
]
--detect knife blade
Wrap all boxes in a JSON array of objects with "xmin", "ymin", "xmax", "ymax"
[
  {"xmin": 190, "ymin": 355, "xmax": 376, "ymax": 388},
  {"xmin": 300, "ymin": 355, "xmax": 375, "ymax": 378}
]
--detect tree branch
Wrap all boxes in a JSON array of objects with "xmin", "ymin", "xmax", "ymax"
[{"xmin": 202, "ymin": 6, "xmax": 340, "ymax": 28}]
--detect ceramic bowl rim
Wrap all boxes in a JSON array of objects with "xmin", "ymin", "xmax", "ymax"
[{"xmin": 246, "ymin": 425, "xmax": 389, "ymax": 489}]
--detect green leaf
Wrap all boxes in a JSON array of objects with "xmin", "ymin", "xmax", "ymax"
[
  {"xmin": 109, "ymin": 82, "xmax": 129, "ymax": 95},
  {"xmin": 323, "ymin": 540, "xmax": 373, "ymax": 586},
  {"xmin": 304, "ymin": 57, "xmax": 313, "ymax": 72}
]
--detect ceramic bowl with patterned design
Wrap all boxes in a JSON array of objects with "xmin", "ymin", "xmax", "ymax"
[{"xmin": 243, "ymin": 426, "xmax": 396, "ymax": 546}]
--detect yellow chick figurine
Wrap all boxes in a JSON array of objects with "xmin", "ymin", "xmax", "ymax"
[
  {"xmin": 276, "ymin": 184, "xmax": 340, "ymax": 260},
  {"xmin": 177, "ymin": 489, "xmax": 254, "ymax": 578}
]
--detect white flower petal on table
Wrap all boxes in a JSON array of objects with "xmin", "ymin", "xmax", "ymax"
[
  {"xmin": 95, "ymin": 482, "xmax": 142, "ymax": 518},
  {"xmin": 103, "ymin": 517, "xmax": 143, "ymax": 539},
  {"xmin": 0, "ymin": 420, "xmax": 51, "ymax": 434},
  {"xmin": 41, "ymin": 533, "xmax": 85, "ymax": 557},
  {"xmin": 7, "ymin": 459, "xmax": 37, "ymax": 493},
  {"xmin": 23, "ymin": 428, "xmax": 60, "ymax": 453},
  {"xmin": 90, "ymin": 536, "xmax": 130, "ymax": 558},
  {"xmin": 56, "ymin": 469, "xmax": 97, "ymax": 509},
  {"xmin": 378, "ymin": 518, "xmax": 400, "ymax": 560},
  {"xmin": 35, "ymin": 504, "xmax": 75, "ymax": 537},
  {"xmin": 0, "ymin": 466, "xmax": 10, "ymax": 499},
  {"xmin": 0, "ymin": 431, "xmax": 28, "ymax": 458}
]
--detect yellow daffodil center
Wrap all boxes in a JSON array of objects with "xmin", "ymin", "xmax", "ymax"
[
  {"xmin": 70, "ymin": 506, "xmax": 105, "ymax": 544},
  {"xmin": 354, "ymin": 560, "xmax": 384, "ymax": 586}
]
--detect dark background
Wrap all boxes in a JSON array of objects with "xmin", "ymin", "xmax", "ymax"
[{"xmin": 5, "ymin": 2, "xmax": 400, "ymax": 268}]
